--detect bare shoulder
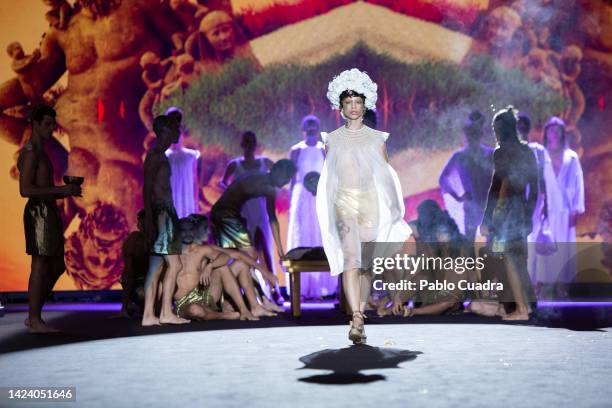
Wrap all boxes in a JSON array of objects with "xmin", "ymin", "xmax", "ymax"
[
  {"xmin": 194, "ymin": 245, "xmax": 214, "ymax": 257},
  {"xmin": 17, "ymin": 145, "xmax": 37, "ymax": 172}
]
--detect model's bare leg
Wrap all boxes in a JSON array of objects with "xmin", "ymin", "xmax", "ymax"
[
  {"xmin": 26, "ymin": 255, "xmax": 59, "ymax": 333},
  {"xmin": 240, "ymin": 245, "xmax": 282, "ymax": 312},
  {"xmin": 502, "ymin": 254, "xmax": 530, "ymax": 321},
  {"xmin": 142, "ymin": 255, "xmax": 164, "ymax": 326},
  {"xmin": 343, "ymin": 268, "xmax": 360, "ymax": 315},
  {"xmin": 46, "ymin": 256, "xmax": 65, "ymax": 297},
  {"xmin": 182, "ymin": 304, "xmax": 240, "ymax": 320},
  {"xmin": 220, "ymin": 264, "xmax": 259, "ymax": 320},
  {"xmin": 188, "ymin": 270, "xmax": 240, "ymax": 320},
  {"xmin": 344, "ymin": 268, "xmax": 366, "ymax": 344},
  {"xmin": 359, "ymin": 272, "xmax": 371, "ymax": 313},
  {"xmin": 159, "ymin": 255, "xmax": 190, "ymax": 324},
  {"xmin": 231, "ymin": 260, "xmax": 276, "ymax": 317}
]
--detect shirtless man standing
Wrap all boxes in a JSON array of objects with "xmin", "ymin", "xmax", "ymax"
[
  {"xmin": 18, "ymin": 105, "xmax": 81, "ymax": 333},
  {"xmin": 174, "ymin": 215, "xmax": 277, "ymax": 320},
  {"xmin": 141, "ymin": 115, "xmax": 188, "ymax": 326}
]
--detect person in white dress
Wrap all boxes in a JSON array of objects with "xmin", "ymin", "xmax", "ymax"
[
  {"xmin": 286, "ymin": 115, "xmax": 337, "ymax": 298},
  {"xmin": 316, "ymin": 69, "xmax": 412, "ymax": 344},
  {"xmin": 517, "ymin": 112, "xmax": 558, "ymax": 289},
  {"xmin": 538, "ymin": 116, "xmax": 585, "ymax": 285},
  {"xmin": 166, "ymin": 139, "xmax": 200, "ymax": 218},
  {"xmin": 165, "ymin": 107, "xmax": 201, "ymax": 219}
]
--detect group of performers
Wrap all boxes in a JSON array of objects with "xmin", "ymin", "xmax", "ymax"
[{"xmin": 18, "ymin": 69, "xmax": 584, "ymax": 344}]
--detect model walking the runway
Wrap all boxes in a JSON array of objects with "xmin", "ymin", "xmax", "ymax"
[{"xmin": 316, "ymin": 69, "xmax": 412, "ymax": 344}]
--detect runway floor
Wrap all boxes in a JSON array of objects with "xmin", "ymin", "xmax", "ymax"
[{"xmin": 1, "ymin": 303, "xmax": 611, "ymax": 408}]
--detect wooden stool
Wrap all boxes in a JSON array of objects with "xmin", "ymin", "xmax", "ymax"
[{"xmin": 282, "ymin": 259, "xmax": 332, "ymax": 317}]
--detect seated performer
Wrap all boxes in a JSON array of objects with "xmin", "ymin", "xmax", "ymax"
[
  {"xmin": 404, "ymin": 205, "xmax": 470, "ymax": 317},
  {"xmin": 120, "ymin": 209, "xmax": 149, "ymax": 317},
  {"xmin": 211, "ymin": 159, "xmax": 296, "ymax": 311},
  {"xmin": 174, "ymin": 215, "xmax": 277, "ymax": 320}
]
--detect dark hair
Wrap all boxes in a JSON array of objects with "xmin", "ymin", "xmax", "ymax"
[
  {"xmin": 516, "ymin": 112, "xmax": 531, "ymax": 135},
  {"xmin": 414, "ymin": 199, "xmax": 463, "ymax": 245},
  {"xmin": 152, "ymin": 115, "xmax": 175, "ymax": 135},
  {"xmin": 165, "ymin": 106, "xmax": 183, "ymax": 125},
  {"xmin": 339, "ymin": 89, "xmax": 366, "ymax": 108},
  {"xmin": 271, "ymin": 159, "xmax": 297, "ymax": 177},
  {"xmin": 543, "ymin": 116, "xmax": 566, "ymax": 148},
  {"xmin": 363, "ymin": 109, "xmax": 378, "ymax": 129},
  {"xmin": 240, "ymin": 131, "xmax": 256, "ymax": 146},
  {"xmin": 301, "ymin": 115, "xmax": 320, "ymax": 131},
  {"xmin": 137, "ymin": 209, "xmax": 145, "ymax": 221},
  {"xmin": 29, "ymin": 105, "xmax": 56, "ymax": 124},
  {"xmin": 179, "ymin": 214, "xmax": 209, "ymax": 244},
  {"xmin": 463, "ymin": 110, "xmax": 484, "ymax": 139},
  {"xmin": 492, "ymin": 106, "xmax": 519, "ymax": 147}
]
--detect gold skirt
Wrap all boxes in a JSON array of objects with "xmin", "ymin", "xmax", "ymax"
[{"xmin": 334, "ymin": 186, "xmax": 379, "ymax": 229}]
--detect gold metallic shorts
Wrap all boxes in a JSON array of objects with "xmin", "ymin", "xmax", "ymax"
[{"xmin": 175, "ymin": 286, "xmax": 221, "ymax": 318}]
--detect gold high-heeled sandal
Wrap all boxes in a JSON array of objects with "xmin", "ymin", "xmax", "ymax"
[{"xmin": 348, "ymin": 311, "xmax": 367, "ymax": 344}]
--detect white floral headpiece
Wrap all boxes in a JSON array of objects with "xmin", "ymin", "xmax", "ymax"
[{"xmin": 326, "ymin": 68, "xmax": 378, "ymax": 110}]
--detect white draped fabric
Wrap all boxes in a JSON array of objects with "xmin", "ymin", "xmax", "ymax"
[
  {"xmin": 165, "ymin": 147, "xmax": 200, "ymax": 218},
  {"xmin": 528, "ymin": 147, "xmax": 585, "ymax": 283},
  {"xmin": 316, "ymin": 125, "xmax": 412, "ymax": 276},
  {"xmin": 286, "ymin": 139, "xmax": 337, "ymax": 297}
]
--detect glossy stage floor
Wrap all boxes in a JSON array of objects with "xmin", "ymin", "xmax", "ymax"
[{"xmin": 1, "ymin": 302, "xmax": 611, "ymax": 408}]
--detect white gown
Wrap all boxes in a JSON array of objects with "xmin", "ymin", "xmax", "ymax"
[
  {"xmin": 528, "ymin": 147, "xmax": 585, "ymax": 283},
  {"xmin": 165, "ymin": 147, "xmax": 200, "ymax": 218},
  {"xmin": 316, "ymin": 125, "xmax": 412, "ymax": 276},
  {"xmin": 286, "ymin": 139, "xmax": 337, "ymax": 297}
]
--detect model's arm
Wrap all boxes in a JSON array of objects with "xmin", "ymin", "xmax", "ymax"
[
  {"xmin": 570, "ymin": 155, "xmax": 586, "ymax": 227},
  {"xmin": 200, "ymin": 246, "xmax": 231, "ymax": 269},
  {"xmin": 380, "ymin": 143, "xmax": 389, "ymax": 163},
  {"xmin": 218, "ymin": 160, "xmax": 236, "ymax": 190},
  {"xmin": 18, "ymin": 150, "xmax": 73, "ymax": 199},
  {"xmin": 209, "ymin": 245, "xmax": 269, "ymax": 273},
  {"xmin": 265, "ymin": 188, "xmax": 284, "ymax": 259}
]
